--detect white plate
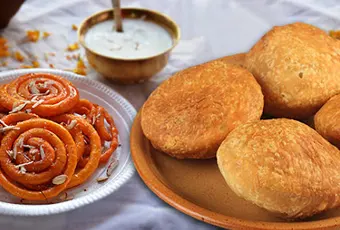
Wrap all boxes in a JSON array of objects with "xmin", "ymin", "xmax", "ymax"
[{"xmin": 0, "ymin": 69, "xmax": 136, "ymax": 216}]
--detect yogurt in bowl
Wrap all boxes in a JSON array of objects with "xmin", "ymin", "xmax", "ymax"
[
  {"xmin": 78, "ymin": 8, "xmax": 180, "ymax": 84},
  {"xmin": 85, "ymin": 19, "xmax": 173, "ymax": 59}
]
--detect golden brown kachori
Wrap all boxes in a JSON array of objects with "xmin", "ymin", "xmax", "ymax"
[
  {"xmin": 314, "ymin": 94, "xmax": 340, "ymax": 148},
  {"xmin": 217, "ymin": 118, "xmax": 340, "ymax": 219},
  {"xmin": 141, "ymin": 60, "xmax": 264, "ymax": 159},
  {"xmin": 245, "ymin": 22, "xmax": 340, "ymax": 119}
]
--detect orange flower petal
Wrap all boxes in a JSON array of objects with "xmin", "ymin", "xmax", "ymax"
[
  {"xmin": 0, "ymin": 50, "xmax": 10, "ymax": 58},
  {"xmin": 0, "ymin": 37, "xmax": 9, "ymax": 58},
  {"xmin": 43, "ymin": 32, "xmax": 51, "ymax": 38},
  {"xmin": 20, "ymin": 65, "xmax": 33, "ymax": 69},
  {"xmin": 77, "ymin": 58, "xmax": 86, "ymax": 69},
  {"xmin": 14, "ymin": 51, "xmax": 25, "ymax": 62},
  {"xmin": 32, "ymin": 60, "xmax": 40, "ymax": 68},
  {"xmin": 66, "ymin": 43, "xmax": 79, "ymax": 51},
  {"xmin": 26, "ymin": 30, "xmax": 40, "ymax": 42},
  {"xmin": 73, "ymin": 68, "xmax": 86, "ymax": 76}
]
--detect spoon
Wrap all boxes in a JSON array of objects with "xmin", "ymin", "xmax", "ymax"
[{"xmin": 112, "ymin": 0, "xmax": 123, "ymax": 32}]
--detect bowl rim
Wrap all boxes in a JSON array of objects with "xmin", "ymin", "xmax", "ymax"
[{"xmin": 78, "ymin": 7, "xmax": 181, "ymax": 61}]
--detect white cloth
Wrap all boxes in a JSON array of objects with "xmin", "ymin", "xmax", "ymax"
[{"xmin": 0, "ymin": 0, "xmax": 339, "ymax": 229}]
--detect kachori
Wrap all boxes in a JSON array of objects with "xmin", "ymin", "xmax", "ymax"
[
  {"xmin": 217, "ymin": 118, "xmax": 340, "ymax": 219},
  {"xmin": 245, "ymin": 22, "xmax": 340, "ymax": 119},
  {"xmin": 314, "ymin": 94, "xmax": 340, "ymax": 148},
  {"xmin": 141, "ymin": 60, "xmax": 263, "ymax": 159}
]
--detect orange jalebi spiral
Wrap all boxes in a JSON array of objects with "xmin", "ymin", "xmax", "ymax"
[
  {"xmin": 0, "ymin": 112, "xmax": 39, "ymax": 141},
  {"xmin": 69, "ymin": 99, "xmax": 96, "ymax": 124},
  {"xmin": 52, "ymin": 114, "xmax": 101, "ymax": 188},
  {"xmin": 0, "ymin": 85, "xmax": 9, "ymax": 117},
  {"xmin": 93, "ymin": 105, "xmax": 119, "ymax": 164},
  {"xmin": 0, "ymin": 73, "xmax": 79, "ymax": 117},
  {"xmin": 53, "ymin": 117, "xmax": 85, "ymax": 161},
  {"xmin": 68, "ymin": 125, "xmax": 86, "ymax": 161},
  {"xmin": 77, "ymin": 144, "xmax": 91, "ymax": 168},
  {"xmin": 0, "ymin": 85, "xmax": 8, "ymax": 113},
  {"xmin": 0, "ymin": 104, "xmax": 8, "ymax": 113},
  {"xmin": 69, "ymin": 100, "xmax": 119, "ymax": 165},
  {"xmin": 0, "ymin": 118, "xmax": 77, "ymax": 200}
]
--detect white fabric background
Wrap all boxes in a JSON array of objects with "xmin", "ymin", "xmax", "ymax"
[{"xmin": 0, "ymin": 0, "xmax": 339, "ymax": 229}]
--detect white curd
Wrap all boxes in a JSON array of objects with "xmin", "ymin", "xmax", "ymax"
[{"xmin": 85, "ymin": 19, "xmax": 173, "ymax": 59}]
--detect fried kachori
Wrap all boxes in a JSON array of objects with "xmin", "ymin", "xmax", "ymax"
[
  {"xmin": 245, "ymin": 22, "xmax": 340, "ymax": 119},
  {"xmin": 141, "ymin": 60, "xmax": 264, "ymax": 159},
  {"xmin": 217, "ymin": 118, "xmax": 340, "ymax": 219},
  {"xmin": 314, "ymin": 94, "xmax": 340, "ymax": 148}
]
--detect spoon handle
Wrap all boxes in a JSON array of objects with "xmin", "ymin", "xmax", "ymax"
[{"xmin": 112, "ymin": 0, "xmax": 123, "ymax": 32}]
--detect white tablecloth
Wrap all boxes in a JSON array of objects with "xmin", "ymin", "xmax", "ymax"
[{"xmin": 0, "ymin": 0, "xmax": 339, "ymax": 229}]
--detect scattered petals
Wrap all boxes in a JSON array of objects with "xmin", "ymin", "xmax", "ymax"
[
  {"xmin": 72, "ymin": 24, "xmax": 78, "ymax": 31},
  {"xmin": 0, "ymin": 50, "xmax": 10, "ymax": 58},
  {"xmin": 0, "ymin": 37, "xmax": 7, "ymax": 45},
  {"xmin": 26, "ymin": 30, "xmax": 40, "ymax": 42},
  {"xmin": 74, "ymin": 68, "xmax": 86, "ymax": 76},
  {"xmin": 49, "ymin": 63, "xmax": 55, "ymax": 68},
  {"xmin": 32, "ymin": 60, "xmax": 40, "ymax": 68},
  {"xmin": 77, "ymin": 57, "xmax": 86, "ymax": 69},
  {"xmin": 43, "ymin": 32, "xmax": 51, "ymax": 38},
  {"xmin": 14, "ymin": 51, "xmax": 25, "ymax": 62},
  {"xmin": 73, "ymin": 57, "xmax": 86, "ymax": 76},
  {"xmin": 20, "ymin": 65, "xmax": 33, "ymax": 69},
  {"xmin": 66, "ymin": 42, "xmax": 79, "ymax": 51},
  {"xmin": 0, "ymin": 37, "xmax": 10, "ymax": 58}
]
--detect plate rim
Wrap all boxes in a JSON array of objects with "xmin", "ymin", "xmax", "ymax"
[
  {"xmin": 131, "ymin": 112, "xmax": 340, "ymax": 230},
  {"xmin": 0, "ymin": 68, "xmax": 136, "ymax": 216}
]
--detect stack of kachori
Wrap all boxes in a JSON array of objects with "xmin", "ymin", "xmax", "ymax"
[{"xmin": 140, "ymin": 22, "xmax": 340, "ymax": 219}]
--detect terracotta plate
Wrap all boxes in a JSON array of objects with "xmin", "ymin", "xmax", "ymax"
[{"xmin": 130, "ymin": 54, "xmax": 340, "ymax": 230}]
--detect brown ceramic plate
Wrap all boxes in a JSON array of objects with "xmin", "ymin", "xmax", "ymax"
[{"xmin": 130, "ymin": 53, "xmax": 340, "ymax": 230}]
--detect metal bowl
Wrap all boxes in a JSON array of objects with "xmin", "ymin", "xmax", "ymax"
[{"xmin": 78, "ymin": 8, "xmax": 180, "ymax": 84}]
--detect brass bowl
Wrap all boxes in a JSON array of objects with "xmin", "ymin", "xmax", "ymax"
[{"xmin": 78, "ymin": 8, "xmax": 180, "ymax": 84}]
